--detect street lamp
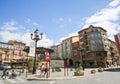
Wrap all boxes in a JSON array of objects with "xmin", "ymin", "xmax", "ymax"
[{"xmin": 30, "ymin": 29, "xmax": 43, "ymax": 74}]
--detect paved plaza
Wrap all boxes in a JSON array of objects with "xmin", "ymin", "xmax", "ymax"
[{"xmin": 0, "ymin": 66, "xmax": 120, "ymax": 84}]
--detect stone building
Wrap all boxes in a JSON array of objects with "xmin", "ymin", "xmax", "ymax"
[
  {"xmin": 0, "ymin": 42, "xmax": 13, "ymax": 64},
  {"xmin": 114, "ymin": 33, "xmax": 120, "ymax": 64},
  {"xmin": 51, "ymin": 36, "xmax": 79, "ymax": 66},
  {"xmin": 78, "ymin": 25, "xmax": 108, "ymax": 67},
  {"xmin": 107, "ymin": 39, "xmax": 120, "ymax": 66},
  {"xmin": 8, "ymin": 40, "xmax": 27, "ymax": 67}
]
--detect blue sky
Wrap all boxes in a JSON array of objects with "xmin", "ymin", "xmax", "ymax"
[{"xmin": 0, "ymin": 0, "xmax": 120, "ymax": 47}]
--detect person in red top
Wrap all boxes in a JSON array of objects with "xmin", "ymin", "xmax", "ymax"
[{"xmin": 40, "ymin": 63, "xmax": 48, "ymax": 77}]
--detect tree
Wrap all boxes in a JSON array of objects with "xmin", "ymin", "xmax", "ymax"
[{"xmin": 27, "ymin": 59, "xmax": 34, "ymax": 73}]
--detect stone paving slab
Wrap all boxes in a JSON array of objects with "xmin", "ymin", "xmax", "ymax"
[
  {"xmin": 25, "ymin": 68, "xmax": 98, "ymax": 81},
  {"xmin": 20, "ymin": 67, "xmax": 120, "ymax": 81}
]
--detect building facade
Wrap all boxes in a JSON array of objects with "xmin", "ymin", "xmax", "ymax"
[
  {"xmin": 107, "ymin": 39, "xmax": 120, "ymax": 66},
  {"xmin": 57, "ymin": 44, "xmax": 63, "ymax": 59},
  {"xmin": 78, "ymin": 25, "xmax": 108, "ymax": 67},
  {"xmin": 51, "ymin": 45, "xmax": 58, "ymax": 59},
  {"xmin": 72, "ymin": 41, "xmax": 80, "ymax": 64},
  {"xmin": 8, "ymin": 40, "xmax": 27, "ymax": 67},
  {"xmin": 114, "ymin": 33, "xmax": 120, "ymax": 56},
  {"xmin": 51, "ymin": 25, "xmax": 119, "ymax": 68},
  {"xmin": 51, "ymin": 36, "xmax": 79, "ymax": 66},
  {"xmin": 0, "ymin": 42, "xmax": 13, "ymax": 64}
]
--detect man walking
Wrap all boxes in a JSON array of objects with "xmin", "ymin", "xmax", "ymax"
[{"xmin": 1, "ymin": 68, "xmax": 7, "ymax": 79}]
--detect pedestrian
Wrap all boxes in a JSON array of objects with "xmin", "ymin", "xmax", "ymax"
[
  {"xmin": 9, "ymin": 69, "xmax": 17, "ymax": 79},
  {"xmin": 40, "ymin": 63, "xmax": 47, "ymax": 77},
  {"xmin": 1, "ymin": 68, "xmax": 7, "ymax": 79}
]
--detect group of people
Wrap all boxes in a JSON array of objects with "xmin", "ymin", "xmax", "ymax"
[
  {"xmin": 1, "ymin": 68, "xmax": 16, "ymax": 79},
  {"xmin": 39, "ymin": 63, "xmax": 49, "ymax": 77}
]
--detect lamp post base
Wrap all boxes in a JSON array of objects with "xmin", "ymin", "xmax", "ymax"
[{"xmin": 32, "ymin": 66, "xmax": 36, "ymax": 74}]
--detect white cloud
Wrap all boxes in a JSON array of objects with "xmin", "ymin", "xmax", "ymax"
[
  {"xmin": 59, "ymin": 0, "xmax": 120, "ymax": 42},
  {"xmin": 37, "ymin": 34, "xmax": 54, "ymax": 48},
  {"xmin": 109, "ymin": 0, "xmax": 120, "ymax": 7},
  {"xmin": 25, "ymin": 18, "xmax": 40, "ymax": 27},
  {"xmin": 1, "ymin": 20, "xmax": 18, "ymax": 31},
  {"xmin": 24, "ymin": 18, "xmax": 31, "ymax": 23},
  {"xmin": 83, "ymin": 0, "xmax": 120, "ymax": 41},
  {"xmin": 85, "ymin": 6, "xmax": 120, "ymax": 23},
  {"xmin": 0, "ymin": 31, "xmax": 21, "ymax": 42},
  {"xmin": 0, "ymin": 20, "xmax": 54, "ymax": 47},
  {"xmin": 32, "ymin": 22, "xmax": 40, "ymax": 27}
]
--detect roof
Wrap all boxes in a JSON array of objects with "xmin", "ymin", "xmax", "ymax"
[
  {"xmin": 23, "ymin": 46, "xmax": 54, "ymax": 54},
  {"xmin": 78, "ymin": 25, "xmax": 107, "ymax": 34}
]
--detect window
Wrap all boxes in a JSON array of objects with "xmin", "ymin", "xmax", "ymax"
[{"xmin": 91, "ymin": 29, "xmax": 94, "ymax": 32}]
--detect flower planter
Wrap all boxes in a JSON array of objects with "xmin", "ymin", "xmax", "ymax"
[
  {"xmin": 28, "ymin": 69, "xmax": 33, "ymax": 73},
  {"xmin": 91, "ymin": 70, "xmax": 96, "ymax": 74},
  {"xmin": 98, "ymin": 68, "xmax": 103, "ymax": 72},
  {"xmin": 74, "ymin": 71, "xmax": 84, "ymax": 76}
]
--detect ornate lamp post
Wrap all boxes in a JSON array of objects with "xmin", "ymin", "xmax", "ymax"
[{"xmin": 30, "ymin": 29, "xmax": 43, "ymax": 74}]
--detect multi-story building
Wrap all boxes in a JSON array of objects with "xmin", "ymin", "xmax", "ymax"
[
  {"xmin": 57, "ymin": 44, "xmax": 63, "ymax": 59},
  {"xmin": 51, "ymin": 25, "xmax": 119, "ymax": 67},
  {"xmin": 51, "ymin": 36, "xmax": 79, "ymax": 66},
  {"xmin": 0, "ymin": 42, "xmax": 13, "ymax": 64},
  {"xmin": 107, "ymin": 39, "xmax": 119, "ymax": 66},
  {"xmin": 62, "ymin": 36, "xmax": 79, "ymax": 65},
  {"xmin": 72, "ymin": 41, "xmax": 80, "ymax": 64},
  {"xmin": 78, "ymin": 25, "xmax": 108, "ymax": 67},
  {"xmin": 51, "ymin": 45, "xmax": 58, "ymax": 59},
  {"xmin": 8, "ymin": 40, "xmax": 27, "ymax": 66},
  {"xmin": 114, "ymin": 33, "xmax": 120, "ymax": 56}
]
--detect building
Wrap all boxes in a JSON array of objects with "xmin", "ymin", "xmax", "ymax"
[
  {"xmin": 50, "ymin": 25, "xmax": 119, "ymax": 67},
  {"xmin": 51, "ymin": 45, "xmax": 58, "ymax": 59},
  {"xmin": 57, "ymin": 44, "xmax": 63, "ymax": 59},
  {"xmin": 114, "ymin": 33, "xmax": 120, "ymax": 56},
  {"xmin": 0, "ymin": 42, "xmax": 13, "ymax": 64},
  {"xmin": 72, "ymin": 41, "xmax": 80, "ymax": 64},
  {"xmin": 51, "ymin": 44, "xmax": 63, "ymax": 60},
  {"xmin": 78, "ymin": 25, "xmax": 108, "ymax": 67},
  {"xmin": 114, "ymin": 33, "xmax": 120, "ymax": 65},
  {"xmin": 62, "ymin": 36, "xmax": 79, "ymax": 65},
  {"xmin": 8, "ymin": 40, "xmax": 27, "ymax": 67},
  {"xmin": 107, "ymin": 39, "xmax": 120, "ymax": 66},
  {"xmin": 51, "ymin": 36, "xmax": 79, "ymax": 66}
]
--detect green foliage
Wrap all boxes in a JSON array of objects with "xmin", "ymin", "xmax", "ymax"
[
  {"xmin": 27, "ymin": 59, "xmax": 34, "ymax": 69},
  {"xmin": 98, "ymin": 66, "xmax": 104, "ymax": 72},
  {"xmin": 77, "ymin": 64, "xmax": 83, "ymax": 72},
  {"xmin": 91, "ymin": 69, "xmax": 96, "ymax": 74}
]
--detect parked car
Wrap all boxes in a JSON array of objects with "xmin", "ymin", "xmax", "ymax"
[{"xmin": 0, "ymin": 64, "xmax": 11, "ymax": 70}]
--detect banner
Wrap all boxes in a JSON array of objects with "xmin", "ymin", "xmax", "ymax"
[{"xmin": 29, "ymin": 40, "xmax": 35, "ymax": 57}]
